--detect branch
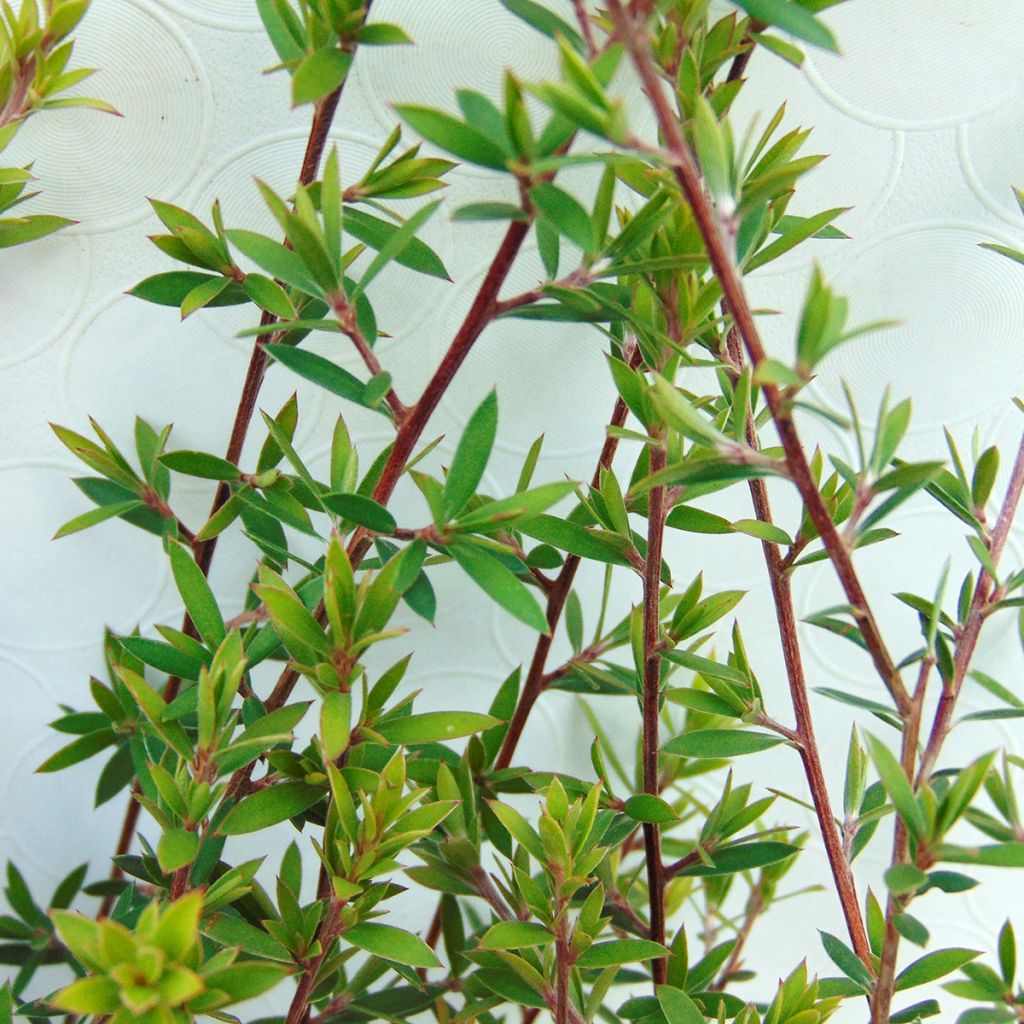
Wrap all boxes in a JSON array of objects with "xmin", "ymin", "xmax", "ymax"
[
  {"xmin": 496, "ymin": 341, "xmax": 642, "ymax": 769},
  {"xmin": 917, "ymin": 431, "xmax": 1024, "ymax": 784},
  {"xmin": 99, "ymin": 47, "xmax": 366, "ymax": 913},
  {"xmin": 607, "ymin": 0, "xmax": 911, "ymax": 718},
  {"xmin": 641, "ymin": 437, "xmax": 668, "ymax": 986},
  {"xmin": 874, "ymin": 433, "xmax": 1024, "ymax": 1021},
  {"xmin": 724, "ymin": 331, "xmax": 872, "ymax": 966}
]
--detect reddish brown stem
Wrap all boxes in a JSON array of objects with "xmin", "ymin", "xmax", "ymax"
[
  {"xmin": 917, "ymin": 431, "xmax": 1024, "ymax": 784},
  {"xmin": 725, "ymin": 326, "xmax": 871, "ymax": 965},
  {"xmin": 496, "ymin": 343, "xmax": 641, "ymax": 769},
  {"xmin": 608, "ymin": 0, "xmax": 910, "ymax": 718},
  {"xmin": 284, "ymin": 901, "xmax": 343, "ymax": 1024},
  {"xmin": 99, "ymin": 73, "xmax": 356, "ymax": 910},
  {"xmin": 642, "ymin": 439, "xmax": 667, "ymax": 985}
]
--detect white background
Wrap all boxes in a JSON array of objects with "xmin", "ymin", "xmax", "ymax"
[{"xmin": 3, "ymin": 1, "xmax": 1024, "ymax": 1020}]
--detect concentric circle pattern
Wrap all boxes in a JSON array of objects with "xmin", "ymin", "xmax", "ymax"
[
  {"xmin": 4, "ymin": 0, "xmax": 211, "ymax": 231},
  {"xmin": 0, "ymin": 232, "xmax": 88, "ymax": 368},
  {"xmin": 811, "ymin": 224, "xmax": 1024, "ymax": 432},
  {"xmin": 804, "ymin": 0, "xmax": 1020, "ymax": 130},
  {"xmin": 356, "ymin": 0, "xmax": 565, "ymax": 149},
  {"xmin": 6, "ymin": 3, "xmax": 1024, "ymax": 1012}
]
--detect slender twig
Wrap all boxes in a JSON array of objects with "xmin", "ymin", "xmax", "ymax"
[
  {"xmin": 641, "ymin": 438, "xmax": 668, "ymax": 986},
  {"xmin": 607, "ymin": 0, "xmax": 911, "ymax": 718},
  {"xmin": 284, "ymin": 900, "xmax": 343, "ymax": 1024},
  {"xmin": 873, "ymin": 434, "xmax": 1024, "ymax": 1022},
  {"xmin": 330, "ymin": 296, "xmax": 408, "ymax": 421},
  {"xmin": 724, "ymin": 330, "xmax": 872, "ymax": 965},
  {"xmin": 917, "ymin": 432, "xmax": 1024, "ymax": 784},
  {"xmin": 725, "ymin": 19, "xmax": 765, "ymax": 83},
  {"xmin": 711, "ymin": 879, "xmax": 765, "ymax": 989},
  {"xmin": 871, "ymin": 658, "xmax": 931, "ymax": 1023},
  {"xmin": 572, "ymin": 0, "xmax": 599, "ymax": 56},
  {"xmin": 98, "ymin": 44, "xmax": 365, "ymax": 915},
  {"xmin": 496, "ymin": 342, "xmax": 642, "ymax": 769}
]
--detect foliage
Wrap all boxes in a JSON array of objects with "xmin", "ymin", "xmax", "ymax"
[
  {"xmin": 0, "ymin": 0, "xmax": 114, "ymax": 245},
  {"xmin": 5, "ymin": 2, "xmax": 1024, "ymax": 1024}
]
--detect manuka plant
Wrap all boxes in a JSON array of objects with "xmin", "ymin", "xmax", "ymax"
[
  {"xmin": 0, "ymin": 0, "xmax": 114, "ymax": 246},
  {"xmin": 6, "ymin": 2, "xmax": 1024, "ymax": 1023}
]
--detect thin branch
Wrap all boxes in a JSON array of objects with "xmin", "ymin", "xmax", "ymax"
[
  {"xmin": 641, "ymin": 437, "xmax": 668, "ymax": 985},
  {"xmin": 496, "ymin": 341, "xmax": 642, "ymax": 769},
  {"xmin": 917, "ymin": 431, "xmax": 1024, "ymax": 784},
  {"xmin": 98, "ymin": 50, "xmax": 365, "ymax": 914},
  {"xmin": 607, "ymin": 0, "xmax": 911, "ymax": 718},
  {"xmin": 572, "ymin": 0, "xmax": 599, "ymax": 56},
  {"xmin": 724, "ymin": 330, "xmax": 872, "ymax": 966},
  {"xmin": 285, "ymin": 900, "xmax": 343, "ymax": 1024},
  {"xmin": 874, "ymin": 434, "xmax": 1024, "ymax": 1021},
  {"xmin": 871, "ymin": 657, "xmax": 931, "ymax": 1023}
]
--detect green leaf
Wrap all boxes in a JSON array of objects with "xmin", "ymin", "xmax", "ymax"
[
  {"xmin": 665, "ymin": 506, "xmax": 733, "ymax": 535},
  {"xmin": 157, "ymin": 828, "xmax": 199, "ymax": 873},
  {"xmin": 866, "ymin": 733, "xmax": 927, "ymax": 840},
  {"xmin": 444, "ymin": 391, "xmax": 498, "ymax": 519},
  {"xmin": 624, "ymin": 794, "xmax": 677, "ymax": 824},
  {"xmin": 160, "ymin": 450, "xmax": 240, "ymax": 481},
  {"xmin": 395, "ymin": 105, "xmax": 509, "ymax": 170},
  {"xmin": 53, "ymin": 501, "xmax": 142, "ymax": 539},
  {"xmin": 733, "ymin": 0, "xmax": 837, "ymax": 51},
  {"xmin": 167, "ymin": 540, "xmax": 225, "ymax": 649},
  {"xmin": 356, "ymin": 22, "xmax": 413, "ymax": 45},
  {"xmin": 731, "ymin": 518, "xmax": 793, "ymax": 545},
  {"xmin": 227, "ymin": 230, "xmax": 320, "ymax": 293},
  {"xmin": 663, "ymin": 729, "xmax": 784, "ymax": 759},
  {"xmin": 345, "ymin": 922, "xmax": 441, "ymax": 968},
  {"xmin": 675, "ymin": 841, "xmax": 799, "ymax": 877},
  {"xmin": 218, "ymin": 782, "xmax": 322, "ymax": 834},
  {"xmin": 480, "ymin": 921, "xmax": 554, "ymax": 949},
  {"xmin": 452, "ymin": 202, "xmax": 529, "ymax": 222},
  {"xmin": 530, "ymin": 182, "xmax": 595, "ymax": 253},
  {"xmin": 265, "ymin": 344, "xmax": 368, "ymax": 406},
  {"xmin": 36, "ymin": 730, "xmax": 118, "ymax": 773},
  {"xmin": 1000, "ymin": 919, "xmax": 1016, "ymax": 987},
  {"xmin": 322, "ymin": 492, "xmax": 396, "ymax": 533},
  {"xmin": 129, "ymin": 271, "xmax": 247, "ymax": 307},
  {"xmin": 449, "ymin": 542, "xmax": 549, "ymax": 633},
  {"xmin": 518, "ymin": 514, "xmax": 632, "ymax": 565},
  {"xmin": 377, "ymin": 711, "xmax": 502, "ymax": 745},
  {"xmin": 885, "ymin": 863, "xmax": 927, "ymax": 895},
  {"xmin": 895, "ymin": 948, "xmax": 980, "ymax": 991},
  {"xmin": 820, "ymin": 931, "xmax": 873, "ymax": 990},
  {"xmin": 342, "ymin": 207, "xmax": 450, "ymax": 280},
  {"xmin": 244, "ymin": 273, "xmax": 297, "ymax": 319},
  {"xmin": 0, "ymin": 214, "xmax": 75, "ymax": 248},
  {"xmin": 292, "ymin": 48, "xmax": 352, "ymax": 106},
  {"xmin": 656, "ymin": 986, "xmax": 705, "ymax": 1024},
  {"xmin": 351, "ymin": 200, "xmax": 443, "ymax": 301},
  {"xmin": 576, "ymin": 939, "xmax": 669, "ymax": 968},
  {"xmin": 498, "ymin": 0, "xmax": 585, "ymax": 51}
]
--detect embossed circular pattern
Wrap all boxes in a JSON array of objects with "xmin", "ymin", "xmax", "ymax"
[
  {"xmin": 5, "ymin": 0, "xmax": 211, "ymax": 231},
  {"xmin": 0, "ymin": 461, "xmax": 166, "ymax": 650},
  {"xmin": 157, "ymin": 0, "xmax": 263, "ymax": 31},
  {"xmin": 0, "ymin": 233, "xmax": 88, "ymax": 369},
  {"xmin": 804, "ymin": 0, "xmax": 1019, "ymax": 130},
  {"xmin": 64, "ymin": 293, "xmax": 328, "ymax": 463},
  {"xmin": 812, "ymin": 224, "xmax": 1024, "ymax": 432},
  {"xmin": 357, "ymin": 0, "xmax": 564, "ymax": 150},
  {"xmin": 188, "ymin": 129, "xmax": 453, "ymax": 346},
  {"xmin": 959, "ymin": 100, "xmax": 1024, "ymax": 225},
  {"xmin": 435, "ymin": 248, "xmax": 612, "ymax": 459}
]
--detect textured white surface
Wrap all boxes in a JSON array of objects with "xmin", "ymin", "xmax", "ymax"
[{"xmin": 3, "ymin": 0, "xmax": 1024, "ymax": 1016}]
